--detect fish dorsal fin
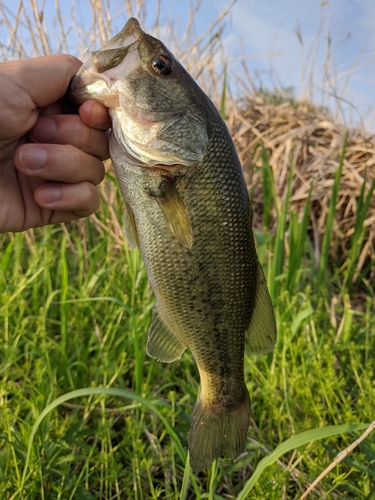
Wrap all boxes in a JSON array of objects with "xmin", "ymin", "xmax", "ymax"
[
  {"xmin": 123, "ymin": 202, "xmax": 139, "ymax": 249},
  {"xmin": 151, "ymin": 178, "xmax": 193, "ymax": 249},
  {"xmin": 146, "ymin": 306, "xmax": 186, "ymax": 362},
  {"xmin": 245, "ymin": 259, "xmax": 277, "ymax": 353}
]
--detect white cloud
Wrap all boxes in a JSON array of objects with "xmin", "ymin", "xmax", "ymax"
[{"xmin": 201, "ymin": 0, "xmax": 372, "ymax": 121}]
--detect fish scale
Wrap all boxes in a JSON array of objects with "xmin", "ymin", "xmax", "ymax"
[{"xmin": 69, "ymin": 17, "xmax": 277, "ymax": 471}]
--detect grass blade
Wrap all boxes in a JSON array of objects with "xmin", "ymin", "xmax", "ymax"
[
  {"xmin": 317, "ymin": 132, "xmax": 348, "ymax": 290},
  {"xmin": 180, "ymin": 453, "xmax": 192, "ymax": 500},
  {"xmin": 269, "ymin": 159, "xmax": 294, "ymax": 299},
  {"xmin": 301, "ymin": 421, "xmax": 375, "ymax": 499},
  {"xmin": 20, "ymin": 387, "xmax": 186, "ymax": 492},
  {"xmin": 237, "ymin": 423, "xmax": 371, "ymax": 499},
  {"xmin": 286, "ymin": 186, "xmax": 312, "ymax": 293},
  {"xmin": 344, "ymin": 177, "xmax": 375, "ymax": 286},
  {"xmin": 260, "ymin": 146, "xmax": 277, "ymax": 233},
  {"xmin": 220, "ymin": 66, "xmax": 227, "ymax": 120}
]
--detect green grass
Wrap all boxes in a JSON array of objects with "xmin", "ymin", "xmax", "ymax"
[{"xmin": 1, "ymin": 152, "xmax": 375, "ymax": 499}]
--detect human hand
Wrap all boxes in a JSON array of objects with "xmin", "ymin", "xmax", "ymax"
[{"xmin": 0, "ymin": 54, "xmax": 111, "ymax": 232}]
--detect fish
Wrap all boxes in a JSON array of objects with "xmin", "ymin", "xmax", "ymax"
[{"xmin": 69, "ymin": 18, "xmax": 277, "ymax": 472}]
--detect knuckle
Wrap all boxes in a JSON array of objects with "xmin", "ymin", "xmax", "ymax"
[
  {"xmin": 80, "ymin": 183, "xmax": 100, "ymax": 213},
  {"xmin": 69, "ymin": 145, "xmax": 84, "ymax": 175},
  {"xmin": 76, "ymin": 119, "xmax": 93, "ymax": 150}
]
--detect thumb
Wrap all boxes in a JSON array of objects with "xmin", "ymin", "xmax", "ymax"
[
  {"xmin": 10, "ymin": 54, "xmax": 82, "ymax": 108},
  {"xmin": 0, "ymin": 54, "xmax": 82, "ymax": 142}
]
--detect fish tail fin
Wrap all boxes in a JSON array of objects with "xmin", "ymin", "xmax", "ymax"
[{"xmin": 188, "ymin": 396, "xmax": 250, "ymax": 471}]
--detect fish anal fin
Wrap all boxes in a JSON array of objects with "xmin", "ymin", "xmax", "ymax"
[
  {"xmin": 123, "ymin": 202, "xmax": 139, "ymax": 249},
  {"xmin": 246, "ymin": 259, "xmax": 277, "ymax": 353},
  {"xmin": 151, "ymin": 178, "xmax": 193, "ymax": 249},
  {"xmin": 146, "ymin": 306, "xmax": 186, "ymax": 363}
]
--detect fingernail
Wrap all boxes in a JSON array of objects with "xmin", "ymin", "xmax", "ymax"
[
  {"xmin": 38, "ymin": 185, "xmax": 62, "ymax": 204},
  {"xmin": 19, "ymin": 146, "xmax": 47, "ymax": 170}
]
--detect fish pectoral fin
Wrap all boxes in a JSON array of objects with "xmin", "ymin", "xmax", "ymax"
[
  {"xmin": 146, "ymin": 306, "xmax": 186, "ymax": 363},
  {"xmin": 123, "ymin": 202, "xmax": 139, "ymax": 249},
  {"xmin": 151, "ymin": 178, "xmax": 193, "ymax": 249},
  {"xmin": 245, "ymin": 259, "xmax": 277, "ymax": 353}
]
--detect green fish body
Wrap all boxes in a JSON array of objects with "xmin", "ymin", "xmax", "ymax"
[{"xmin": 70, "ymin": 18, "xmax": 277, "ymax": 471}]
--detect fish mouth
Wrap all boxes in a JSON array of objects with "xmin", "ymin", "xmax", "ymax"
[
  {"xmin": 71, "ymin": 17, "xmax": 144, "ymax": 93},
  {"xmin": 71, "ymin": 17, "xmax": 183, "ymax": 123},
  {"xmin": 69, "ymin": 17, "xmax": 205, "ymax": 168}
]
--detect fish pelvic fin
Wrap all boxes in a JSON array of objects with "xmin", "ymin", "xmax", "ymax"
[
  {"xmin": 146, "ymin": 306, "xmax": 186, "ymax": 362},
  {"xmin": 246, "ymin": 259, "xmax": 277, "ymax": 353},
  {"xmin": 150, "ymin": 178, "xmax": 193, "ymax": 249},
  {"xmin": 188, "ymin": 396, "xmax": 250, "ymax": 472},
  {"xmin": 123, "ymin": 202, "xmax": 139, "ymax": 249}
]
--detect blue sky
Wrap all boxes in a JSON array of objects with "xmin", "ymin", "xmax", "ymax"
[
  {"xmin": 147, "ymin": 0, "xmax": 375, "ymax": 129},
  {"xmin": 3, "ymin": 0, "xmax": 375, "ymax": 129}
]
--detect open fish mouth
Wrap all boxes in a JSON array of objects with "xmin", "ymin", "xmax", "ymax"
[
  {"xmin": 69, "ymin": 17, "xmax": 208, "ymax": 167},
  {"xmin": 70, "ymin": 18, "xmax": 144, "ymax": 102}
]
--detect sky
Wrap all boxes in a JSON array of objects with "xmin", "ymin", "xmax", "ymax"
[
  {"xmin": 151, "ymin": 0, "xmax": 375, "ymax": 130},
  {"xmin": 3, "ymin": 0, "xmax": 375, "ymax": 129}
]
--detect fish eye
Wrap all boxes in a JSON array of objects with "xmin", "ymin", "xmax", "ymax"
[{"xmin": 151, "ymin": 55, "xmax": 173, "ymax": 75}]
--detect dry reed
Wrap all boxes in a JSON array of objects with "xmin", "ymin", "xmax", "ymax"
[
  {"xmin": 227, "ymin": 94, "xmax": 375, "ymax": 273},
  {"xmin": 2, "ymin": 0, "xmax": 374, "ymax": 276}
]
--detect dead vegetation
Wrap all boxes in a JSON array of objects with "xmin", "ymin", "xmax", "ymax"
[
  {"xmin": 1, "ymin": 0, "xmax": 374, "ymax": 275},
  {"xmin": 227, "ymin": 94, "xmax": 375, "ymax": 272}
]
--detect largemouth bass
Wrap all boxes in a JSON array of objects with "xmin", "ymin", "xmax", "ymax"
[{"xmin": 69, "ymin": 18, "xmax": 277, "ymax": 471}]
